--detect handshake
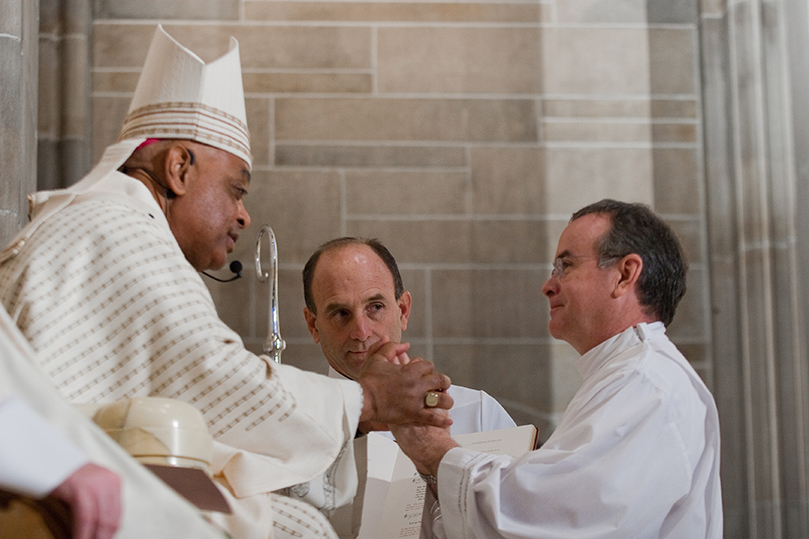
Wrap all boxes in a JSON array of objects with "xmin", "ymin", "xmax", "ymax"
[{"xmin": 354, "ymin": 340, "xmax": 453, "ymax": 434}]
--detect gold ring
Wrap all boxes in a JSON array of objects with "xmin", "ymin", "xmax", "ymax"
[{"xmin": 424, "ymin": 391, "xmax": 440, "ymax": 408}]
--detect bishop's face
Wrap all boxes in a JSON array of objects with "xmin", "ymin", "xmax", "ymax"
[{"xmin": 168, "ymin": 143, "xmax": 251, "ymax": 271}]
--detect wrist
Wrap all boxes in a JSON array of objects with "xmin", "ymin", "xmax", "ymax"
[
  {"xmin": 418, "ymin": 471, "xmax": 437, "ymax": 484},
  {"xmin": 416, "ymin": 440, "xmax": 457, "ymax": 477}
]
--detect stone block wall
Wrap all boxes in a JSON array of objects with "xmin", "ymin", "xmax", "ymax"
[
  {"xmin": 13, "ymin": 0, "xmax": 809, "ymax": 534},
  {"xmin": 700, "ymin": 1, "xmax": 809, "ymax": 536},
  {"xmin": 88, "ymin": 0, "xmax": 707, "ymax": 437},
  {"xmin": 37, "ymin": 0, "xmax": 93, "ymax": 191},
  {"xmin": 0, "ymin": 0, "xmax": 38, "ymax": 248}
]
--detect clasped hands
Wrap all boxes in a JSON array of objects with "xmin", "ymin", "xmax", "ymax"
[{"xmin": 356, "ymin": 338, "xmax": 453, "ymax": 433}]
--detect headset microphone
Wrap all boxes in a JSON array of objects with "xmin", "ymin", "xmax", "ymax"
[{"xmin": 202, "ymin": 260, "xmax": 243, "ymax": 283}]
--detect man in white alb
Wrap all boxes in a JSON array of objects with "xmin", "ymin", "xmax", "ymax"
[
  {"xmin": 299, "ymin": 237, "xmax": 516, "ymax": 537},
  {"xmin": 302, "ymin": 237, "xmax": 516, "ymax": 436},
  {"xmin": 0, "ymin": 25, "xmax": 453, "ymax": 539},
  {"xmin": 392, "ymin": 199, "xmax": 723, "ymax": 539}
]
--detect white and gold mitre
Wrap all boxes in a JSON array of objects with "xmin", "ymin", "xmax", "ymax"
[
  {"xmin": 118, "ymin": 25, "xmax": 252, "ymax": 168},
  {"xmin": 1, "ymin": 25, "xmax": 254, "ymax": 257}
]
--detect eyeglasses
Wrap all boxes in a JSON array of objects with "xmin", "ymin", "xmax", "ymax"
[{"xmin": 550, "ymin": 255, "xmax": 615, "ymax": 279}]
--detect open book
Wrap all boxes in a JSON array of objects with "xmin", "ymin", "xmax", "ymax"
[{"xmin": 351, "ymin": 424, "xmax": 538, "ymax": 539}]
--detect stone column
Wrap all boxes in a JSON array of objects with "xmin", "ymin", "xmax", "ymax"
[
  {"xmin": 701, "ymin": 0, "xmax": 809, "ymax": 536},
  {"xmin": 0, "ymin": 0, "xmax": 39, "ymax": 248},
  {"xmin": 38, "ymin": 0, "xmax": 91, "ymax": 190}
]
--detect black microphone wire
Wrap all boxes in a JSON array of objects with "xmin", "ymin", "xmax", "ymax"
[{"xmin": 202, "ymin": 260, "xmax": 243, "ymax": 283}]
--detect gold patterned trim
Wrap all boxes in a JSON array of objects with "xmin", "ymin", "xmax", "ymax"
[
  {"xmin": 119, "ymin": 102, "xmax": 252, "ymax": 164},
  {"xmin": 122, "ymin": 102, "xmax": 248, "ymax": 136}
]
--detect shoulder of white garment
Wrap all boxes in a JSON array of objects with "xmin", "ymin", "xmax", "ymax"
[
  {"xmin": 2, "ymin": 169, "xmax": 162, "ymax": 265},
  {"xmin": 85, "ymin": 171, "xmax": 166, "ymax": 217},
  {"xmin": 574, "ymin": 321, "xmax": 668, "ymax": 379},
  {"xmin": 27, "ymin": 166, "xmax": 158, "ymax": 220}
]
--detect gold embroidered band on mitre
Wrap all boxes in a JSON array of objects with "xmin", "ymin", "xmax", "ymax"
[{"xmin": 119, "ymin": 101, "xmax": 252, "ymax": 168}]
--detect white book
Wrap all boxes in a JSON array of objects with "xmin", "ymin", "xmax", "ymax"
[{"xmin": 353, "ymin": 425, "xmax": 538, "ymax": 539}]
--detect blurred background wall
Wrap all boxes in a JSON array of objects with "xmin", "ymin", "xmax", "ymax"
[
  {"xmin": 85, "ymin": 0, "xmax": 709, "ymax": 439},
  {"xmin": 0, "ymin": 0, "xmax": 37, "ymax": 248},
  {"xmin": 3, "ymin": 0, "xmax": 809, "ymax": 536}
]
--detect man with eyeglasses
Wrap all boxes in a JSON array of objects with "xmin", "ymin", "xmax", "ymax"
[{"xmin": 391, "ymin": 199, "xmax": 723, "ymax": 539}]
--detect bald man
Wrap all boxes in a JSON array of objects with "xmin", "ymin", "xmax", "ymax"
[{"xmin": 303, "ymin": 237, "xmax": 515, "ymax": 437}]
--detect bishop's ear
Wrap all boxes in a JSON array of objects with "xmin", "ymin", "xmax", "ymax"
[{"xmin": 162, "ymin": 144, "xmax": 195, "ymax": 197}]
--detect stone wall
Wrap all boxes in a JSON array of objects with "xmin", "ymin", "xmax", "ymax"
[
  {"xmin": 32, "ymin": 0, "xmax": 809, "ymax": 535},
  {"xmin": 88, "ymin": 0, "xmax": 708, "ymax": 441},
  {"xmin": 701, "ymin": 1, "xmax": 809, "ymax": 536},
  {"xmin": 0, "ymin": 0, "xmax": 38, "ymax": 247},
  {"xmin": 37, "ymin": 0, "xmax": 92, "ymax": 190}
]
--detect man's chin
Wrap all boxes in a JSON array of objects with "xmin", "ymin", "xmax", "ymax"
[
  {"xmin": 547, "ymin": 319, "xmax": 563, "ymax": 339},
  {"xmin": 343, "ymin": 354, "xmax": 369, "ymax": 376},
  {"xmin": 206, "ymin": 251, "xmax": 231, "ymax": 272}
]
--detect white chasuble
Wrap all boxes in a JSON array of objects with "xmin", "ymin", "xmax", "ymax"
[{"xmin": 0, "ymin": 171, "xmax": 362, "ymax": 538}]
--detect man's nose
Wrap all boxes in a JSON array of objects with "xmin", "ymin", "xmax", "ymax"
[
  {"xmin": 541, "ymin": 276, "xmax": 556, "ymax": 297},
  {"xmin": 238, "ymin": 203, "xmax": 251, "ymax": 229},
  {"xmin": 349, "ymin": 316, "xmax": 373, "ymax": 341}
]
